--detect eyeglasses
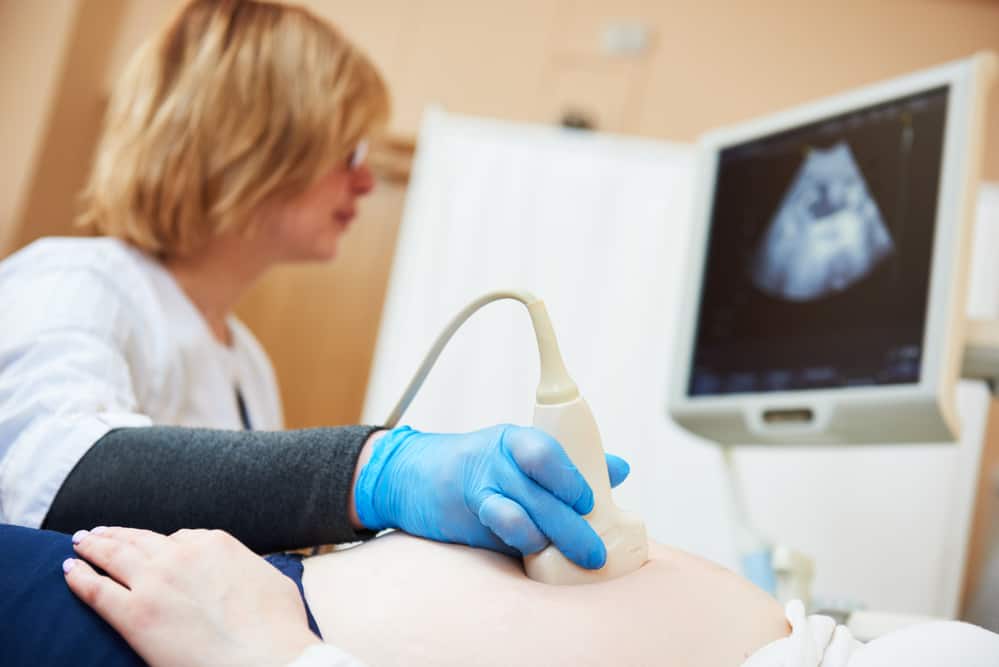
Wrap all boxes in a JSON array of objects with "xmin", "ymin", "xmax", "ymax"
[{"xmin": 348, "ymin": 139, "xmax": 369, "ymax": 171}]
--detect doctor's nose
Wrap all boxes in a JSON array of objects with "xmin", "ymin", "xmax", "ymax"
[{"xmin": 351, "ymin": 163, "xmax": 376, "ymax": 196}]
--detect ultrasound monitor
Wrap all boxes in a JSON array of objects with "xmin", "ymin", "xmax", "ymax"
[{"xmin": 669, "ymin": 53, "xmax": 996, "ymax": 445}]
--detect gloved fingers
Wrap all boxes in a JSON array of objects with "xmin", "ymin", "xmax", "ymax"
[
  {"xmin": 474, "ymin": 531, "xmax": 523, "ymax": 559},
  {"xmin": 477, "ymin": 493, "xmax": 549, "ymax": 556},
  {"xmin": 495, "ymin": 475, "xmax": 606, "ymax": 569},
  {"xmin": 605, "ymin": 453, "xmax": 631, "ymax": 488},
  {"xmin": 433, "ymin": 516, "xmax": 521, "ymax": 558},
  {"xmin": 501, "ymin": 426, "xmax": 594, "ymax": 515}
]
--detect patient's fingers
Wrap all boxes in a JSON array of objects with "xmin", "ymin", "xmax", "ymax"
[
  {"xmin": 477, "ymin": 493, "xmax": 549, "ymax": 556},
  {"xmin": 90, "ymin": 526, "xmax": 171, "ymax": 557},
  {"xmin": 169, "ymin": 527, "xmax": 236, "ymax": 548},
  {"xmin": 73, "ymin": 531, "xmax": 147, "ymax": 586},
  {"xmin": 63, "ymin": 557, "xmax": 132, "ymax": 632}
]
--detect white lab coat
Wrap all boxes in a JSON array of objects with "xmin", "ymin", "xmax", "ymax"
[{"xmin": 0, "ymin": 237, "xmax": 282, "ymax": 528}]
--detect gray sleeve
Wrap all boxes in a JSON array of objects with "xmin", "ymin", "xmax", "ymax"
[{"xmin": 42, "ymin": 425, "xmax": 383, "ymax": 553}]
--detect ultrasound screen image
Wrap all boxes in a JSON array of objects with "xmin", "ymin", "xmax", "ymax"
[
  {"xmin": 751, "ymin": 142, "xmax": 895, "ymax": 301},
  {"xmin": 689, "ymin": 86, "xmax": 948, "ymax": 397}
]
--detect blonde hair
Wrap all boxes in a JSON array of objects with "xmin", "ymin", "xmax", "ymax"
[{"xmin": 79, "ymin": 0, "xmax": 390, "ymax": 257}]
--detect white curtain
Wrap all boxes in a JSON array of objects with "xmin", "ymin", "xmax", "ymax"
[{"xmin": 363, "ymin": 109, "xmax": 998, "ymax": 618}]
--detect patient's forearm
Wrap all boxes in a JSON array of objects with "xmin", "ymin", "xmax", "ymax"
[
  {"xmin": 302, "ymin": 532, "xmax": 788, "ymax": 667},
  {"xmin": 43, "ymin": 425, "xmax": 381, "ymax": 553}
]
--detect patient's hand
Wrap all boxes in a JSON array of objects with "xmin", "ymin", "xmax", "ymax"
[{"xmin": 64, "ymin": 526, "xmax": 320, "ymax": 667}]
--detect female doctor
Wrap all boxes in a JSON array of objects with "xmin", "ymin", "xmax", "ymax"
[{"xmin": 0, "ymin": 0, "xmax": 628, "ymax": 570}]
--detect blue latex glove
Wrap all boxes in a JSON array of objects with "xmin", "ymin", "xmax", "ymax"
[{"xmin": 354, "ymin": 425, "xmax": 631, "ymax": 569}]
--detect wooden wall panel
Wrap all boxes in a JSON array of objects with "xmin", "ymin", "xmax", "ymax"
[
  {"xmin": 0, "ymin": 1, "xmax": 79, "ymax": 255},
  {"xmin": 103, "ymin": 0, "xmax": 178, "ymax": 87},
  {"xmin": 235, "ymin": 179, "xmax": 408, "ymax": 427},
  {"xmin": 963, "ymin": 398, "xmax": 999, "ymax": 614},
  {"xmin": 11, "ymin": 0, "xmax": 129, "ymax": 251}
]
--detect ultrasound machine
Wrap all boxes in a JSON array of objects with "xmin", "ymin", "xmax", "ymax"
[
  {"xmin": 667, "ymin": 53, "xmax": 999, "ymax": 623},
  {"xmin": 670, "ymin": 53, "xmax": 998, "ymax": 446}
]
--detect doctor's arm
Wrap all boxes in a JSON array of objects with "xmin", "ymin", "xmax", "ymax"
[
  {"xmin": 43, "ymin": 425, "xmax": 383, "ymax": 553},
  {"xmin": 45, "ymin": 424, "xmax": 631, "ymax": 564}
]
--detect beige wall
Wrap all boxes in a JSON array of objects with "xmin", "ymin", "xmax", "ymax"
[
  {"xmin": 3, "ymin": 0, "xmax": 999, "ymax": 427},
  {"xmin": 84, "ymin": 0, "xmax": 999, "ymax": 184},
  {"xmin": 10, "ymin": 0, "xmax": 128, "ymax": 251},
  {"xmin": 310, "ymin": 0, "xmax": 999, "ymax": 176},
  {"xmin": 0, "ymin": 0, "xmax": 79, "ymax": 253}
]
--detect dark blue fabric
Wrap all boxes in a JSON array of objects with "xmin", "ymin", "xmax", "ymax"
[
  {"xmin": 0, "ymin": 523, "xmax": 144, "ymax": 666},
  {"xmin": 0, "ymin": 524, "xmax": 322, "ymax": 666},
  {"xmin": 262, "ymin": 552, "xmax": 323, "ymax": 639}
]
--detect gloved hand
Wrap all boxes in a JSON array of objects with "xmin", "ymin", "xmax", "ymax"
[{"xmin": 353, "ymin": 425, "xmax": 631, "ymax": 569}]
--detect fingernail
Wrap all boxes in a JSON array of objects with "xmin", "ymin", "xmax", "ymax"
[
  {"xmin": 62, "ymin": 558, "xmax": 76, "ymax": 574},
  {"xmin": 72, "ymin": 530, "xmax": 90, "ymax": 544},
  {"xmin": 92, "ymin": 526, "xmax": 108, "ymax": 535}
]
